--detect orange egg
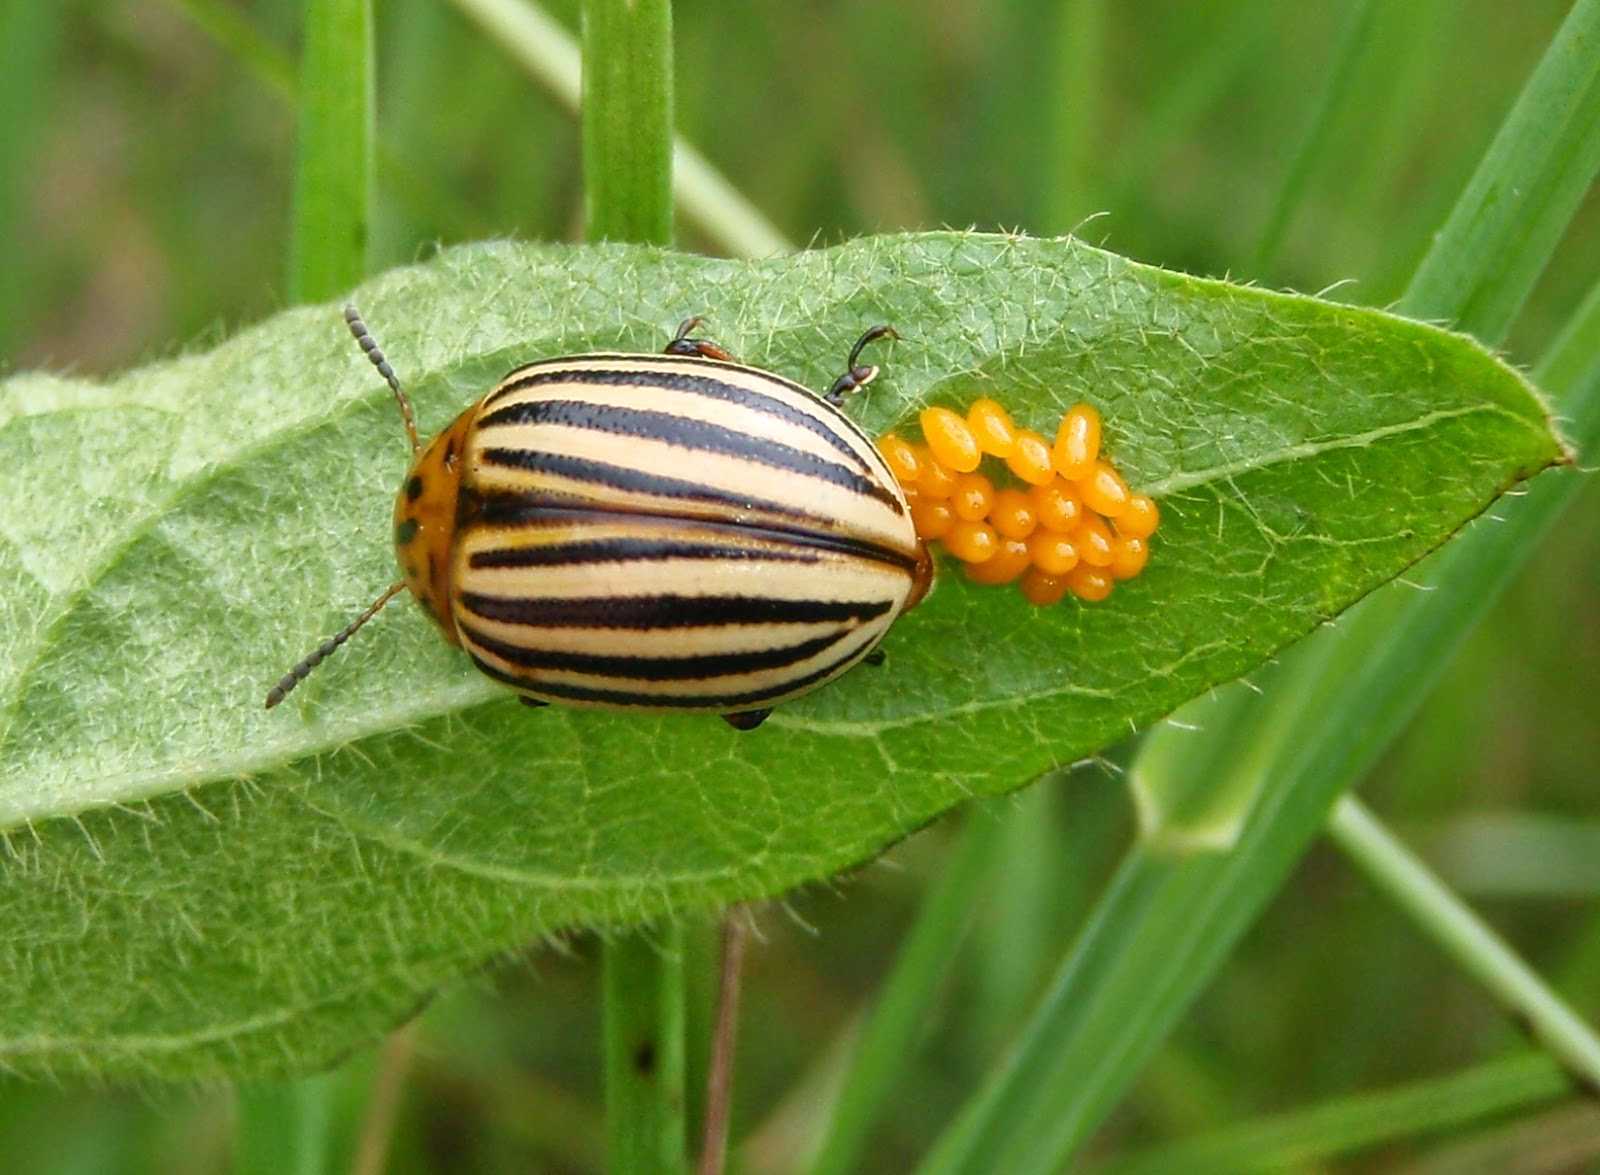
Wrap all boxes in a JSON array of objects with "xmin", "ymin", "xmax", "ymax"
[
  {"xmin": 1117, "ymin": 494, "xmax": 1160, "ymax": 539},
  {"xmin": 1031, "ymin": 478, "xmax": 1083, "ymax": 532},
  {"xmin": 1052, "ymin": 403, "xmax": 1101, "ymax": 480},
  {"xmin": 877, "ymin": 432, "xmax": 921, "ymax": 485},
  {"xmin": 950, "ymin": 471, "xmax": 996, "ymax": 521},
  {"xmin": 1019, "ymin": 567, "xmax": 1070, "ymax": 606},
  {"xmin": 920, "ymin": 407, "xmax": 982, "ymax": 473},
  {"xmin": 945, "ymin": 519, "xmax": 1000, "ymax": 563},
  {"xmin": 910, "ymin": 496, "xmax": 956, "ymax": 540},
  {"xmin": 967, "ymin": 398, "xmax": 1018, "ymax": 457},
  {"xmin": 964, "ymin": 537, "xmax": 1031, "ymax": 584},
  {"xmin": 1079, "ymin": 459, "xmax": 1131, "ymax": 517},
  {"xmin": 915, "ymin": 452, "xmax": 958, "ymax": 499},
  {"xmin": 989, "ymin": 488, "xmax": 1038, "ymax": 540},
  {"xmin": 1075, "ymin": 513, "xmax": 1115, "ymax": 567},
  {"xmin": 1110, "ymin": 535, "xmax": 1149, "ymax": 580},
  {"xmin": 1027, "ymin": 531, "xmax": 1080, "ymax": 576},
  {"xmin": 1006, "ymin": 429, "xmax": 1055, "ymax": 486},
  {"xmin": 1066, "ymin": 565, "xmax": 1114, "ymax": 602}
]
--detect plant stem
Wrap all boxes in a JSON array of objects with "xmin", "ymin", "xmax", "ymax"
[
  {"xmin": 1328, "ymin": 796, "xmax": 1600, "ymax": 1087},
  {"xmin": 451, "ymin": 0, "xmax": 790, "ymax": 257},
  {"xmin": 581, "ymin": 0, "xmax": 673, "ymax": 244},
  {"xmin": 698, "ymin": 911, "xmax": 749, "ymax": 1175},
  {"xmin": 605, "ymin": 928, "xmax": 689, "ymax": 1174},
  {"xmin": 351, "ymin": 1023, "xmax": 417, "ymax": 1175},
  {"xmin": 288, "ymin": 0, "xmax": 373, "ymax": 303}
]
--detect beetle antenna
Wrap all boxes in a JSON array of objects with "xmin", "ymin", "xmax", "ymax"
[
  {"xmin": 265, "ymin": 581, "xmax": 406, "ymax": 709},
  {"xmin": 345, "ymin": 304, "xmax": 421, "ymax": 455},
  {"xmin": 848, "ymin": 324, "xmax": 899, "ymax": 372}
]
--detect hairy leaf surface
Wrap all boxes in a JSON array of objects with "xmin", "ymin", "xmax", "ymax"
[{"xmin": 0, "ymin": 233, "xmax": 1563, "ymax": 1077}]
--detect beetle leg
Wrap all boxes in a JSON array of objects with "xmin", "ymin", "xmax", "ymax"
[
  {"xmin": 665, "ymin": 315, "xmax": 737, "ymax": 362},
  {"xmin": 863, "ymin": 648, "xmax": 887, "ymax": 667},
  {"xmin": 518, "ymin": 696, "xmax": 549, "ymax": 709},
  {"xmin": 825, "ymin": 324, "xmax": 899, "ymax": 404},
  {"xmin": 721, "ymin": 708, "xmax": 772, "ymax": 731}
]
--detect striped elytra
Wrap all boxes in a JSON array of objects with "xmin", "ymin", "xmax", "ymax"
[{"xmin": 265, "ymin": 309, "xmax": 931, "ymax": 731}]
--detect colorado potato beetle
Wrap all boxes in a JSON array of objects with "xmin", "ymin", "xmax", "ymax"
[{"xmin": 266, "ymin": 309, "xmax": 933, "ymax": 731}]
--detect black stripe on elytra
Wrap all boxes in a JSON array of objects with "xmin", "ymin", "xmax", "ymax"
[
  {"xmin": 483, "ymin": 364, "xmax": 873, "ymax": 471},
  {"xmin": 468, "ymin": 640, "xmax": 867, "ymax": 708},
  {"xmin": 477, "ymin": 396, "xmax": 899, "ymax": 510},
  {"xmin": 467, "ymin": 536, "xmax": 820, "ymax": 569},
  {"xmin": 467, "ymin": 498, "xmax": 921, "ymax": 572},
  {"xmin": 458, "ymin": 619, "xmax": 850, "ymax": 682},
  {"xmin": 459, "ymin": 592, "xmax": 893, "ymax": 629},
  {"xmin": 478, "ymin": 449, "xmax": 818, "ymax": 523}
]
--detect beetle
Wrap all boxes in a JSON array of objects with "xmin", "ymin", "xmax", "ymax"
[{"xmin": 265, "ymin": 307, "xmax": 933, "ymax": 730}]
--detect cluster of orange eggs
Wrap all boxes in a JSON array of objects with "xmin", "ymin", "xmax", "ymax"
[{"xmin": 878, "ymin": 400, "xmax": 1159, "ymax": 605}]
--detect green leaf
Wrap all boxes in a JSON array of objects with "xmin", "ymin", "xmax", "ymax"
[{"xmin": 0, "ymin": 232, "xmax": 1562, "ymax": 1079}]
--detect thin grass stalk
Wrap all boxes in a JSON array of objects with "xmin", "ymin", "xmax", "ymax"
[{"xmin": 1328, "ymin": 796, "xmax": 1600, "ymax": 1084}]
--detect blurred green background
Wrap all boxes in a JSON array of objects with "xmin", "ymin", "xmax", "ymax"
[{"xmin": 2, "ymin": 1, "xmax": 1597, "ymax": 1171}]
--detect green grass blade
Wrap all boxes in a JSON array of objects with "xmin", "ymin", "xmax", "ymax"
[
  {"xmin": 1402, "ymin": 0, "xmax": 1600, "ymax": 340},
  {"xmin": 581, "ymin": 0, "xmax": 673, "ymax": 245},
  {"xmin": 604, "ymin": 928, "xmax": 688, "ymax": 1174},
  {"xmin": 1329, "ymin": 796, "xmax": 1600, "ymax": 1084},
  {"xmin": 920, "ymin": 3, "xmax": 1600, "ymax": 1164},
  {"xmin": 808, "ymin": 813, "xmax": 1003, "ymax": 1175},
  {"xmin": 1103, "ymin": 1051, "xmax": 1574, "ymax": 1175},
  {"xmin": 451, "ymin": 0, "xmax": 790, "ymax": 256},
  {"xmin": 288, "ymin": 0, "xmax": 374, "ymax": 302},
  {"xmin": 1250, "ymin": 0, "xmax": 1378, "ymax": 273}
]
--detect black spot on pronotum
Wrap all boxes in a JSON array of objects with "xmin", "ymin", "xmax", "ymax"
[
  {"xmin": 634, "ymin": 1041, "xmax": 656, "ymax": 1075},
  {"xmin": 395, "ymin": 518, "xmax": 419, "ymax": 545},
  {"xmin": 406, "ymin": 474, "xmax": 424, "ymax": 501}
]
